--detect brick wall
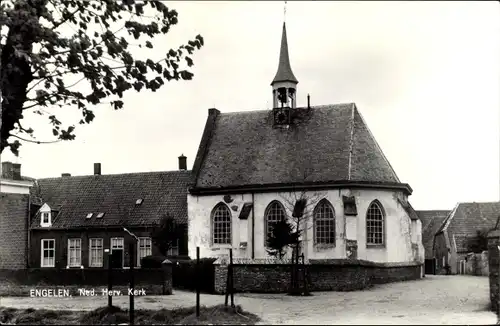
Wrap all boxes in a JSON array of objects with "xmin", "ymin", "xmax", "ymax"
[
  {"xmin": 0, "ymin": 193, "xmax": 29, "ymax": 269},
  {"xmin": 214, "ymin": 259, "xmax": 422, "ymax": 294},
  {"xmin": 30, "ymin": 228, "xmax": 164, "ymax": 268},
  {"xmin": 487, "ymin": 230, "xmax": 500, "ymax": 314},
  {"xmin": 0, "ymin": 263, "xmax": 173, "ymax": 295}
]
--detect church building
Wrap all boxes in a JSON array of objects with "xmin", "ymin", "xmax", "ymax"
[{"xmin": 188, "ymin": 22, "xmax": 424, "ymax": 269}]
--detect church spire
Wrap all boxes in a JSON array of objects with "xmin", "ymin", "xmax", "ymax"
[
  {"xmin": 271, "ymin": 22, "xmax": 298, "ymax": 85},
  {"xmin": 271, "ymin": 17, "xmax": 298, "ymax": 109}
]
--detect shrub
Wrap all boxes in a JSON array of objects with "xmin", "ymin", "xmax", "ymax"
[
  {"xmin": 173, "ymin": 258, "xmax": 217, "ymax": 293},
  {"xmin": 141, "ymin": 255, "xmax": 168, "ymax": 268}
]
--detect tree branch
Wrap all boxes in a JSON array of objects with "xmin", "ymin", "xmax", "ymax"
[{"xmin": 10, "ymin": 133, "xmax": 61, "ymax": 144}]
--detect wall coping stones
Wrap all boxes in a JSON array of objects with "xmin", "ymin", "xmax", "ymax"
[
  {"xmin": 213, "ymin": 257, "xmax": 299, "ymax": 265},
  {"xmin": 212, "ymin": 257, "xmax": 422, "ymax": 267},
  {"xmin": 488, "ymin": 229, "xmax": 500, "ymax": 238}
]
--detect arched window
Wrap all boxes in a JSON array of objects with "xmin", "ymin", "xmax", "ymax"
[
  {"xmin": 313, "ymin": 199, "xmax": 336, "ymax": 245},
  {"xmin": 212, "ymin": 203, "xmax": 231, "ymax": 245},
  {"xmin": 265, "ymin": 201, "xmax": 287, "ymax": 244},
  {"xmin": 366, "ymin": 201, "xmax": 385, "ymax": 245}
]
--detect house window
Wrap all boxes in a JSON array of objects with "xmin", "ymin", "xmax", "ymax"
[
  {"xmin": 314, "ymin": 199, "xmax": 336, "ymax": 245},
  {"xmin": 42, "ymin": 212, "xmax": 49, "ymax": 224},
  {"xmin": 265, "ymin": 201, "xmax": 287, "ymax": 245},
  {"xmin": 67, "ymin": 238, "xmax": 82, "ymax": 267},
  {"xmin": 41, "ymin": 239, "xmax": 55, "ymax": 267},
  {"xmin": 89, "ymin": 238, "xmax": 103, "ymax": 267},
  {"xmin": 366, "ymin": 201, "xmax": 385, "ymax": 246},
  {"xmin": 167, "ymin": 239, "xmax": 179, "ymax": 256},
  {"xmin": 212, "ymin": 203, "xmax": 232, "ymax": 245},
  {"xmin": 138, "ymin": 237, "xmax": 152, "ymax": 265}
]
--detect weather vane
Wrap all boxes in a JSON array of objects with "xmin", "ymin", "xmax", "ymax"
[{"xmin": 284, "ymin": 1, "xmax": 287, "ymax": 21}]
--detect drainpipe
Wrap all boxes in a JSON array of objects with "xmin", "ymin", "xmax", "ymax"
[
  {"xmin": 251, "ymin": 192, "xmax": 255, "ymax": 259},
  {"xmin": 27, "ymin": 195, "xmax": 31, "ymax": 268}
]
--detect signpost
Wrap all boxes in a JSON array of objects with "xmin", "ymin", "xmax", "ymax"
[{"xmin": 106, "ymin": 248, "xmax": 112, "ymax": 307}]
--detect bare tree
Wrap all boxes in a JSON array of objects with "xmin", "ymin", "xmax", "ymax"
[{"xmin": 279, "ymin": 187, "xmax": 326, "ymax": 258}]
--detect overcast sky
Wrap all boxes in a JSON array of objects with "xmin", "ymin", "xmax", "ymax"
[{"xmin": 1, "ymin": 1, "xmax": 499, "ymax": 210}]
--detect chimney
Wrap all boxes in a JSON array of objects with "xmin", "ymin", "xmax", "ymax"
[
  {"xmin": 307, "ymin": 94, "xmax": 310, "ymax": 109},
  {"xmin": 12, "ymin": 163, "xmax": 21, "ymax": 180},
  {"xmin": 1, "ymin": 162, "xmax": 22, "ymax": 180},
  {"xmin": 178, "ymin": 154, "xmax": 187, "ymax": 171},
  {"xmin": 61, "ymin": 173, "xmax": 71, "ymax": 177},
  {"xmin": 94, "ymin": 163, "xmax": 101, "ymax": 175},
  {"xmin": 208, "ymin": 108, "xmax": 220, "ymax": 116},
  {"xmin": 1, "ymin": 162, "xmax": 13, "ymax": 179}
]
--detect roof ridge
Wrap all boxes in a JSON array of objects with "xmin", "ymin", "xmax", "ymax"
[
  {"xmin": 219, "ymin": 103, "xmax": 357, "ymax": 115},
  {"xmin": 36, "ymin": 170, "xmax": 192, "ymax": 181},
  {"xmin": 457, "ymin": 201, "xmax": 500, "ymax": 205}
]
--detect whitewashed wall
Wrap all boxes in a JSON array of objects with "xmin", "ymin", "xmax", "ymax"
[{"xmin": 188, "ymin": 187, "xmax": 422, "ymax": 264}]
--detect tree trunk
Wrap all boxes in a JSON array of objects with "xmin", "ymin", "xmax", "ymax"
[{"xmin": 0, "ymin": 0, "xmax": 48, "ymax": 154}]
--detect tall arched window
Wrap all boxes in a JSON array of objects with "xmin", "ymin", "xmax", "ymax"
[
  {"xmin": 212, "ymin": 203, "xmax": 231, "ymax": 245},
  {"xmin": 265, "ymin": 201, "xmax": 287, "ymax": 244},
  {"xmin": 366, "ymin": 200, "xmax": 385, "ymax": 245},
  {"xmin": 313, "ymin": 199, "xmax": 336, "ymax": 245}
]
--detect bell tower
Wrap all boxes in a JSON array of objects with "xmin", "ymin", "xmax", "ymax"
[{"xmin": 271, "ymin": 21, "xmax": 298, "ymax": 109}]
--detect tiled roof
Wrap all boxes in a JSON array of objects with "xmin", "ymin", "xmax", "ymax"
[
  {"xmin": 29, "ymin": 171, "xmax": 192, "ymax": 229},
  {"xmin": 440, "ymin": 202, "xmax": 500, "ymax": 253},
  {"xmin": 192, "ymin": 103, "xmax": 408, "ymax": 191},
  {"xmin": 416, "ymin": 210, "xmax": 451, "ymax": 259}
]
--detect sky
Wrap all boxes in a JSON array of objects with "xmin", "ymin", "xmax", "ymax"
[{"xmin": 1, "ymin": 1, "xmax": 499, "ymax": 210}]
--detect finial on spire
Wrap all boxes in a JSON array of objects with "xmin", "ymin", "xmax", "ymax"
[{"xmin": 284, "ymin": 1, "xmax": 287, "ymax": 22}]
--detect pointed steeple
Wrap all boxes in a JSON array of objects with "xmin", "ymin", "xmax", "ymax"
[{"xmin": 271, "ymin": 22, "xmax": 298, "ymax": 85}]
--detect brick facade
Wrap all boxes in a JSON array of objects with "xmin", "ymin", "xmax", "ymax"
[
  {"xmin": 30, "ymin": 227, "xmax": 187, "ymax": 268},
  {"xmin": 488, "ymin": 230, "xmax": 500, "ymax": 314},
  {"xmin": 0, "ymin": 193, "xmax": 29, "ymax": 269},
  {"xmin": 213, "ymin": 259, "xmax": 422, "ymax": 294}
]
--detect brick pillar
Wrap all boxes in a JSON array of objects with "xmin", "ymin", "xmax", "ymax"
[
  {"xmin": 161, "ymin": 259, "xmax": 172, "ymax": 295},
  {"xmin": 487, "ymin": 230, "xmax": 500, "ymax": 314}
]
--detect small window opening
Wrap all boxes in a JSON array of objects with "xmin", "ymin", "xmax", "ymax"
[
  {"xmin": 96, "ymin": 213, "xmax": 105, "ymax": 219},
  {"xmin": 86, "ymin": 213, "xmax": 93, "ymax": 219},
  {"xmin": 135, "ymin": 199, "xmax": 143, "ymax": 205}
]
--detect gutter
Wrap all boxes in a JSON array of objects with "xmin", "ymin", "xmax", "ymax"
[
  {"xmin": 251, "ymin": 192, "xmax": 255, "ymax": 259},
  {"xmin": 191, "ymin": 180, "xmax": 413, "ymax": 196}
]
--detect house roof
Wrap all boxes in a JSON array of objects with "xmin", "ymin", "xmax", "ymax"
[
  {"xmin": 416, "ymin": 210, "xmax": 451, "ymax": 258},
  {"xmin": 437, "ymin": 202, "xmax": 500, "ymax": 253},
  {"xmin": 30, "ymin": 171, "xmax": 192, "ymax": 229},
  {"xmin": 192, "ymin": 103, "xmax": 411, "ymax": 193}
]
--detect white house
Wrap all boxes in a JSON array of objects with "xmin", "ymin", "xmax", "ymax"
[{"xmin": 187, "ymin": 22, "xmax": 424, "ymax": 269}]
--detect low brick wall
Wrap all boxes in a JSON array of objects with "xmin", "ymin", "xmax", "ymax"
[
  {"xmin": 0, "ymin": 264, "xmax": 173, "ymax": 295},
  {"xmin": 213, "ymin": 258, "xmax": 422, "ymax": 294},
  {"xmin": 487, "ymin": 230, "xmax": 500, "ymax": 314}
]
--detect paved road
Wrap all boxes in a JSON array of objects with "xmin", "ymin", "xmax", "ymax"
[{"xmin": 0, "ymin": 275, "xmax": 496, "ymax": 325}]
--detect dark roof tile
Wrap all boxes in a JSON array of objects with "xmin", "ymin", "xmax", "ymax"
[
  {"xmin": 416, "ymin": 210, "xmax": 451, "ymax": 258},
  {"xmin": 444, "ymin": 202, "xmax": 500, "ymax": 253},
  {"xmin": 29, "ymin": 171, "xmax": 192, "ymax": 229},
  {"xmin": 193, "ymin": 104, "xmax": 403, "ymax": 189}
]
